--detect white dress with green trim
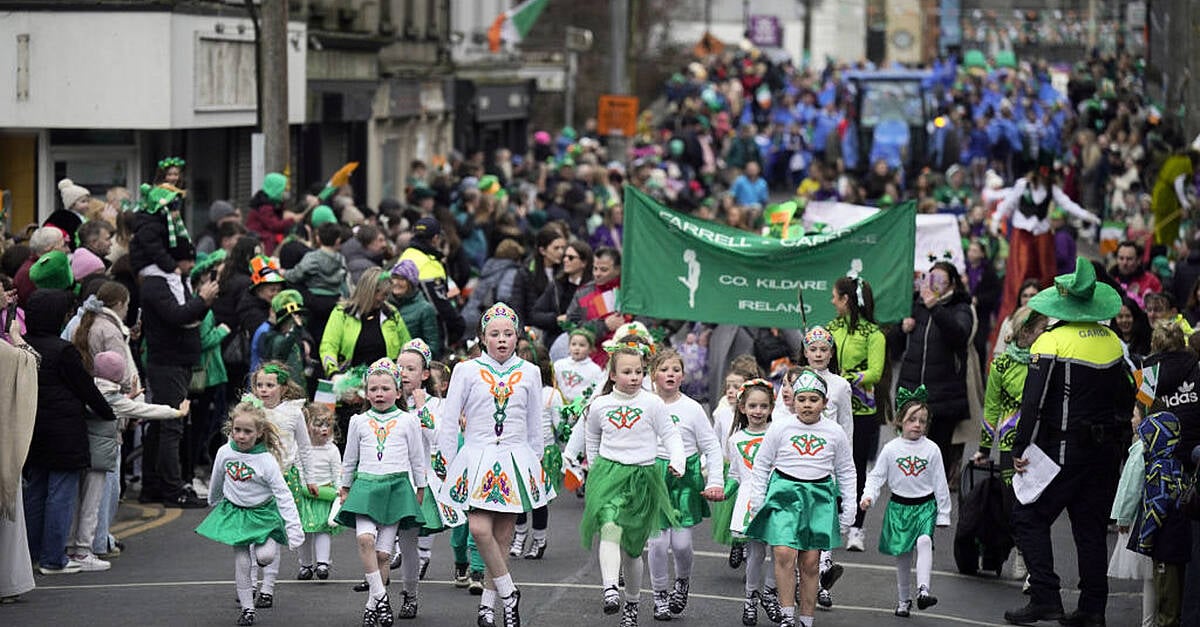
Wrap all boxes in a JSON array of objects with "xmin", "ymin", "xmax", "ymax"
[
  {"xmin": 337, "ymin": 407, "xmax": 428, "ymax": 528},
  {"xmin": 413, "ymin": 397, "xmax": 466, "ymax": 530},
  {"xmin": 434, "ymin": 354, "xmax": 554, "ymax": 513}
]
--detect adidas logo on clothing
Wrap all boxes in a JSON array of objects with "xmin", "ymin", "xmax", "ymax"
[{"xmin": 1161, "ymin": 380, "xmax": 1198, "ymax": 408}]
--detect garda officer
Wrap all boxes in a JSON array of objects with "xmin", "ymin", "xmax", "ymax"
[
  {"xmin": 397, "ymin": 216, "xmax": 465, "ymax": 349},
  {"xmin": 1005, "ymin": 257, "xmax": 1134, "ymax": 627}
]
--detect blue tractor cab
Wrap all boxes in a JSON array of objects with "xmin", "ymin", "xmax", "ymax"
[{"xmin": 843, "ymin": 69, "xmax": 936, "ymax": 177}]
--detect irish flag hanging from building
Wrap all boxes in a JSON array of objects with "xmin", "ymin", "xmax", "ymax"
[{"xmin": 488, "ymin": 0, "xmax": 550, "ymax": 52}]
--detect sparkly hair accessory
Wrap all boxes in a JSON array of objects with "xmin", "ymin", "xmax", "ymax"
[
  {"xmin": 365, "ymin": 358, "xmax": 402, "ymax": 385},
  {"xmin": 239, "ymin": 393, "xmax": 264, "ymax": 409},
  {"xmin": 791, "ymin": 369, "xmax": 828, "ymax": 398},
  {"xmin": 802, "ymin": 326, "xmax": 834, "ymax": 348},
  {"xmin": 895, "ymin": 385, "xmax": 928, "ymax": 410},
  {"xmin": 261, "ymin": 363, "xmax": 290, "ymax": 385},
  {"xmin": 567, "ymin": 326, "xmax": 596, "ymax": 344},
  {"xmin": 158, "ymin": 157, "xmax": 185, "ymax": 170},
  {"xmin": 480, "ymin": 302, "xmax": 520, "ymax": 332},
  {"xmin": 603, "ymin": 341, "xmax": 652, "ymax": 357},
  {"xmin": 402, "ymin": 338, "xmax": 433, "ymax": 367},
  {"xmin": 736, "ymin": 377, "xmax": 774, "ymax": 402}
]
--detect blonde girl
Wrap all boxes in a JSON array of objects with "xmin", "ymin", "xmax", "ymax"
[
  {"xmin": 295, "ymin": 404, "xmax": 342, "ymax": 581},
  {"xmin": 434, "ymin": 303, "xmax": 550, "ymax": 627},
  {"xmin": 337, "ymin": 357, "xmax": 427, "ymax": 625},
  {"xmin": 196, "ymin": 399, "xmax": 304, "ymax": 627},
  {"xmin": 581, "ymin": 342, "xmax": 684, "ymax": 627},
  {"xmin": 860, "ymin": 388, "xmax": 951, "ymax": 618},
  {"xmin": 248, "ymin": 361, "xmax": 314, "ymax": 605},
  {"xmin": 646, "ymin": 348, "xmax": 725, "ymax": 620}
]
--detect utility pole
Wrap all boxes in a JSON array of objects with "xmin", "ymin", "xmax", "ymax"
[
  {"xmin": 609, "ymin": 0, "xmax": 629, "ymax": 160},
  {"xmin": 261, "ymin": 0, "xmax": 290, "ymax": 174},
  {"xmin": 802, "ymin": 0, "xmax": 813, "ymax": 68}
]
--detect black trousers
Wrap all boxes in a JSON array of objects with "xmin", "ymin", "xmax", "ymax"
[
  {"xmin": 143, "ymin": 364, "xmax": 190, "ymax": 500},
  {"xmin": 1011, "ymin": 460, "xmax": 1119, "ymax": 614},
  {"xmin": 852, "ymin": 412, "xmax": 881, "ymax": 528}
]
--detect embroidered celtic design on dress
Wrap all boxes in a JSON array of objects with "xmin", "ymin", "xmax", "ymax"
[
  {"xmin": 450, "ymin": 468, "xmax": 470, "ymax": 504},
  {"xmin": 896, "ymin": 455, "xmax": 929, "ymax": 477},
  {"xmin": 789, "ymin": 434, "xmax": 827, "ymax": 456},
  {"xmin": 418, "ymin": 406, "xmax": 435, "ymax": 430},
  {"xmin": 474, "ymin": 462, "xmax": 513, "ymax": 505},
  {"xmin": 225, "ymin": 460, "xmax": 256, "ymax": 481},
  {"xmin": 478, "ymin": 361, "xmax": 524, "ymax": 436},
  {"xmin": 561, "ymin": 370, "xmax": 584, "ymax": 387},
  {"xmin": 369, "ymin": 417, "xmax": 397, "ymax": 461},
  {"xmin": 605, "ymin": 406, "xmax": 644, "ymax": 429},
  {"xmin": 528, "ymin": 470, "xmax": 541, "ymax": 502},
  {"xmin": 431, "ymin": 451, "xmax": 447, "ymax": 480},
  {"xmin": 738, "ymin": 437, "xmax": 764, "ymax": 469}
]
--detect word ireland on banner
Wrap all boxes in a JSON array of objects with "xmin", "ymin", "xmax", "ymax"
[{"xmin": 622, "ymin": 186, "xmax": 916, "ymax": 327}]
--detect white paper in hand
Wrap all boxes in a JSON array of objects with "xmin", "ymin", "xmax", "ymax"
[{"xmin": 1012, "ymin": 443, "xmax": 1061, "ymax": 505}]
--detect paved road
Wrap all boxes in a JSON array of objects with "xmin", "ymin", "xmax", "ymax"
[{"xmin": 6, "ymin": 435, "xmax": 1143, "ymax": 626}]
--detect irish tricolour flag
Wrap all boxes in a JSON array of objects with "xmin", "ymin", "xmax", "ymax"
[{"xmin": 488, "ymin": 0, "xmax": 549, "ymax": 52}]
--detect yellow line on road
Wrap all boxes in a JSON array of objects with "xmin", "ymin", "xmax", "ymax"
[{"xmin": 112, "ymin": 507, "xmax": 181, "ymax": 540}]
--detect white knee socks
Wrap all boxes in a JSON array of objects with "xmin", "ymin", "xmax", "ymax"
[
  {"xmin": 312, "ymin": 532, "xmax": 332, "ymax": 564},
  {"xmin": 365, "ymin": 571, "xmax": 386, "ymax": 606},
  {"xmin": 397, "ymin": 526, "xmax": 420, "ymax": 594},
  {"xmin": 621, "ymin": 552, "xmax": 644, "ymax": 604},
  {"xmin": 599, "ymin": 523, "xmax": 623, "ymax": 588},
  {"xmin": 256, "ymin": 540, "xmax": 279, "ymax": 594},
  {"xmin": 235, "ymin": 547, "xmax": 255, "ymax": 610}
]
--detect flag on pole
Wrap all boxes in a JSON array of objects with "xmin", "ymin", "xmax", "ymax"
[
  {"xmin": 488, "ymin": 0, "xmax": 549, "ymax": 52},
  {"xmin": 314, "ymin": 379, "xmax": 337, "ymax": 409},
  {"xmin": 318, "ymin": 162, "xmax": 359, "ymax": 201},
  {"xmin": 1133, "ymin": 363, "xmax": 1159, "ymax": 407}
]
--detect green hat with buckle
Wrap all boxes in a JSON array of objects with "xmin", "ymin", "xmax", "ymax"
[
  {"xmin": 271, "ymin": 289, "xmax": 306, "ymax": 318},
  {"xmin": 1028, "ymin": 256, "xmax": 1121, "ymax": 322}
]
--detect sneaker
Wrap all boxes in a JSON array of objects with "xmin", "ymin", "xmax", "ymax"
[
  {"xmin": 237, "ymin": 608, "xmax": 257, "ymax": 626},
  {"xmin": 254, "ymin": 592, "xmax": 273, "ymax": 608},
  {"xmin": 501, "ymin": 589, "xmax": 520, "ymax": 627},
  {"xmin": 69, "ymin": 553, "xmax": 112, "ymax": 572},
  {"xmin": 374, "ymin": 593, "xmax": 394, "ymax": 627},
  {"xmin": 523, "ymin": 537, "xmax": 546, "ymax": 560},
  {"xmin": 418, "ymin": 556, "xmax": 430, "ymax": 580},
  {"xmin": 816, "ymin": 587, "xmax": 833, "ymax": 609},
  {"xmin": 192, "ymin": 477, "xmax": 210, "ymax": 499},
  {"xmin": 468, "ymin": 570, "xmax": 484, "ymax": 595},
  {"xmin": 652, "ymin": 590, "xmax": 671, "ymax": 621},
  {"xmin": 759, "ymin": 587, "xmax": 783, "ymax": 623},
  {"xmin": 621, "ymin": 601, "xmax": 640, "ymax": 627},
  {"xmin": 38, "ymin": 560, "xmax": 83, "ymax": 575},
  {"xmin": 396, "ymin": 592, "xmax": 418, "ymax": 619},
  {"xmin": 742, "ymin": 592, "xmax": 759, "ymax": 626},
  {"xmin": 476, "ymin": 605, "xmax": 496, "ymax": 627},
  {"xmin": 729, "ymin": 542, "xmax": 746, "ymax": 569},
  {"xmin": 895, "ymin": 599, "xmax": 912, "ymax": 618},
  {"xmin": 819, "ymin": 562, "xmax": 843, "ymax": 590},
  {"xmin": 509, "ymin": 531, "xmax": 526, "ymax": 557},
  {"xmin": 845, "ymin": 527, "xmax": 865, "ymax": 552},
  {"xmin": 297, "ymin": 565, "xmax": 314, "ymax": 581},
  {"xmin": 315, "ymin": 563, "xmax": 330, "ymax": 580},
  {"xmin": 916, "ymin": 585, "xmax": 937, "ymax": 610},
  {"xmin": 454, "ymin": 563, "xmax": 470, "ymax": 588},
  {"xmin": 668, "ymin": 578, "xmax": 689, "ymax": 614},
  {"xmin": 163, "ymin": 492, "xmax": 206, "ymax": 509},
  {"xmin": 603, "ymin": 585, "xmax": 621, "ymax": 615}
]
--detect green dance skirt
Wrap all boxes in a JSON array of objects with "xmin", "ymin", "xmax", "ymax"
[
  {"xmin": 196, "ymin": 498, "xmax": 288, "ymax": 547},
  {"xmin": 745, "ymin": 471, "xmax": 840, "ymax": 551},
  {"xmin": 878, "ymin": 495, "xmax": 937, "ymax": 556},
  {"xmin": 656, "ymin": 453, "xmax": 710, "ymax": 529},
  {"xmin": 581, "ymin": 457, "xmax": 677, "ymax": 558},
  {"xmin": 335, "ymin": 472, "xmax": 426, "ymax": 529},
  {"xmin": 296, "ymin": 483, "xmax": 343, "ymax": 535},
  {"xmin": 709, "ymin": 473, "xmax": 738, "ymax": 546},
  {"xmin": 542, "ymin": 443, "xmax": 563, "ymax": 494}
]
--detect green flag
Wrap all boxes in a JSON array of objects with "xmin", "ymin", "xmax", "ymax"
[{"xmin": 622, "ymin": 187, "xmax": 916, "ymax": 327}]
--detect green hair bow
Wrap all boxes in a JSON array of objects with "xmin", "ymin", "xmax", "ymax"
[
  {"xmin": 239, "ymin": 393, "xmax": 264, "ymax": 409},
  {"xmin": 895, "ymin": 385, "xmax": 927, "ymax": 410}
]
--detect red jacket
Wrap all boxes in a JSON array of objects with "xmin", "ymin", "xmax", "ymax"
[
  {"xmin": 245, "ymin": 202, "xmax": 294, "ymax": 255},
  {"xmin": 14, "ymin": 255, "xmax": 36, "ymax": 306}
]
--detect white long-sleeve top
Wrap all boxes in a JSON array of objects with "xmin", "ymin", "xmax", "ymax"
[
  {"xmin": 437, "ymin": 354, "xmax": 543, "ymax": 468},
  {"xmin": 712, "ymin": 405, "xmax": 735, "ymax": 443},
  {"xmin": 540, "ymin": 386, "xmax": 565, "ymax": 448},
  {"xmin": 814, "ymin": 368, "xmax": 854, "ymax": 443},
  {"xmin": 340, "ymin": 407, "xmax": 427, "ymax": 490},
  {"xmin": 409, "ymin": 395, "xmax": 442, "ymax": 453},
  {"xmin": 657, "ymin": 394, "xmax": 724, "ymax": 489},
  {"xmin": 307, "ymin": 442, "xmax": 342, "ymax": 486},
  {"xmin": 725, "ymin": 427, "xmax": 768, "ymax": 485},
  {"xmin": 747, "ymin": 417, "xmax": 857, "ymax": 527},
  {"xmin": 266, "ymin": 399, "xmax": 313, "ymax": 481},
  {"xmin": 586, "ymin": 388, "xmax": 685, "ymax": 472},
  {"xmin": 96, "ymin": 378, "xmax": 180, "ymax": 422},
  {"xmin": 992, "ymin": 179, "xmax": 1099, "ymax": 236},
  {"xmin": 862, "ymin": 435, "xmax": 952, "ymax": 526},
  {"xmin": 208, "ymin": 443, "xmax": 304, "ymax": 548},
  {"xmin": 553, "ymin": 356, "xmax": 604, "ymax": 402}
]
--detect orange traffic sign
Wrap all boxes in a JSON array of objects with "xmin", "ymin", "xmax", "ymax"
[{"xmin": 597, "ymin": 94, "xmax": 639, "ymax": 137}]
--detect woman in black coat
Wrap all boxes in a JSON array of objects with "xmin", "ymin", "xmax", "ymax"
[
  {"xmin": 891, "ymin": 261, "xmax": 975, "ymax": 477},
  {"xmin": 528, "ymin": 240, "xmax": 593, "ymax": 348},
  {"xmin": 23, "ymin": 288, "xmax": 115, "ymax": 574}
]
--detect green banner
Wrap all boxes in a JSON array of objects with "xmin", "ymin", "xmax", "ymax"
[{"xmin": 622, "ymin": 187, "xmax": 916, "ymax": 327}]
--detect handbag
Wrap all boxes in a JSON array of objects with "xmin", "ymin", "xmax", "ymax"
[{"xmin": 222, "ymin": 329, "xmax": 251, "ymax": 370}]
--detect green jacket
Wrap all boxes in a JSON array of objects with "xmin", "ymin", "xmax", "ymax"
[
  {"xmin": 827, "ymin": 316, "xmax": 886, "ymax": 416},
  {"xmin": 981, "ymin": 349, "xmax": 1028, "ymax": 483},
  {"xmin": 1110, "ymin": 439, "xmax": 1146, "ymax": 526},
  {"xmin": 198, "ymin": 310, "xmax": 230, "ymax": 387},
  {"xmin": 319, "ymin": 302, "xmax": 412, "ymax": 375},
  {"xmin": 391, "ymin": 290, "xmax": 441, "ymax": 357}
]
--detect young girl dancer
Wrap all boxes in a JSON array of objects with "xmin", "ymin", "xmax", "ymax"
[
  {"xmin": 295, "ymin": 404, "xmax": 342, "ymax": 580},
  {"xmin": 196, "ymin": 398, "xmax": 304, "ymax": 626},
  {"xmin": 582, "ymin": 342, "xmax": 685, "ymax": 627},
  {"xmin": 435, "ymin": 303, "xmax": 552, "ymax": 627},
  {"xmin": 337, "ymin": 358, "xmax": 427, "ymax": 625},
  {"xmin": 797, "ymin": 327, "xmax": 853, "ymax": 608},
  {"xmin": 724, "ymin": 378, "xmax": 782, "ymax": 625},
  {"xmin": 511, "ymin": 346, "xmax": 563, "ymax": 559},
  {"xmin": 859, "ymin": 387, "xmax": 951, "ymax": 617},
  {"xmin": 745, "ymin": 370, "xmax": 856, "ymax": 627},
  {"xmin": 647, "ymin": 348, "xmax": 725, "ymax": 620},
  {"xmin": 554, "ymin": 327, "xmax": 604, "ymax": 402},
  {"xmin": 251, "ymin": 362, "xmax": 315, "ymax": 605}
]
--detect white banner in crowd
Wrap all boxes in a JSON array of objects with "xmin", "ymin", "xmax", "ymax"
[{"xmin": 802, "ymin": 202, "xmax": 966, "ymax": 275}]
